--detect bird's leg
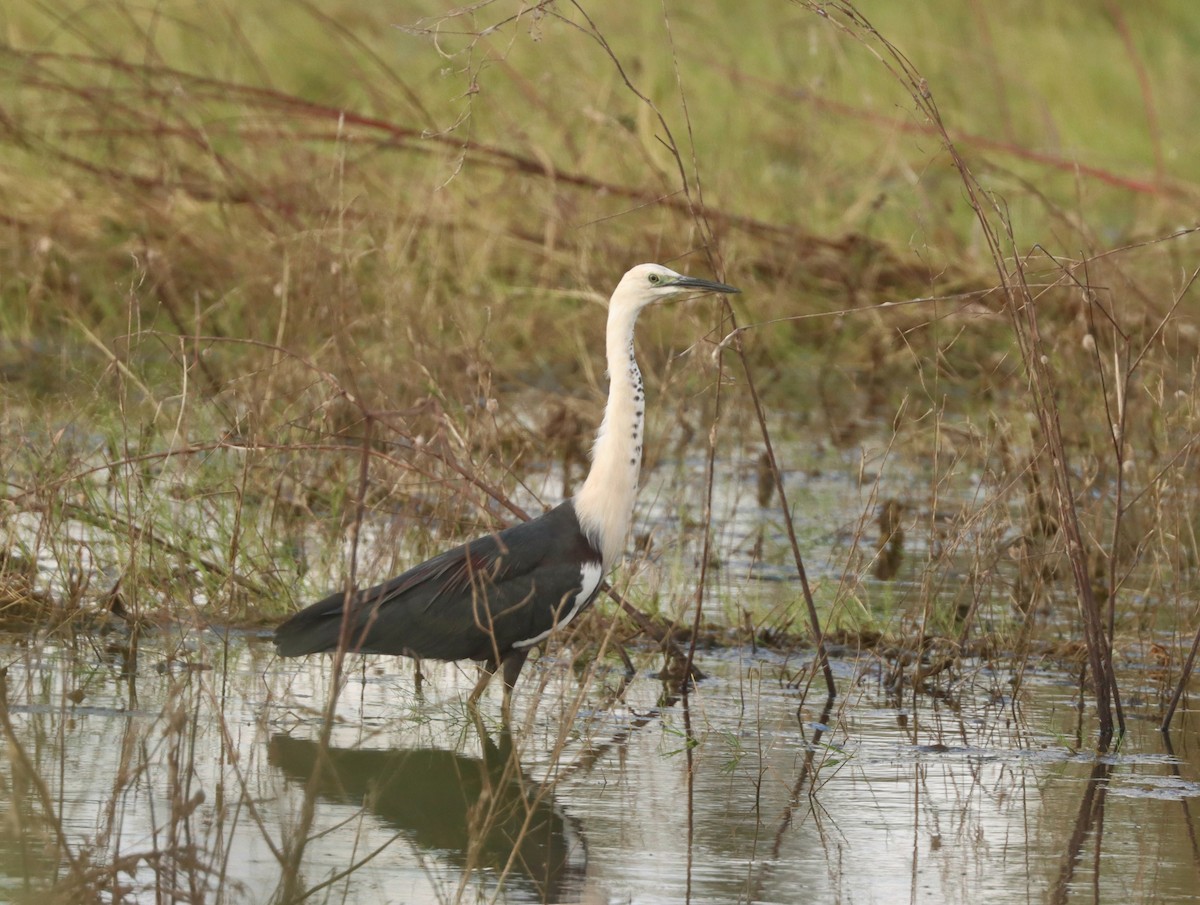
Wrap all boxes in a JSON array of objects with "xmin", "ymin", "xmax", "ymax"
[{"xmin": 499, "ymin": 649, "xmax": 529, "ymax": 724}]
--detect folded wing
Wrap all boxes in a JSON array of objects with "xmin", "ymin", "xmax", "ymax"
[{"xmin": 274, "ymin": 501, "xmax": 603, "ymax": 665}]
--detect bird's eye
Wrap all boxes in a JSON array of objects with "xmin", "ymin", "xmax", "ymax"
[{"xmin": 648, "ymin": 274, "xmax": 661, "ymax": 285}]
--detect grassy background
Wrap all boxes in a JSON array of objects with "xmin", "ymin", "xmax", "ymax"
[{"xmin": 1, "ymin": 0, "xmax": 1197, "ymax": 643}]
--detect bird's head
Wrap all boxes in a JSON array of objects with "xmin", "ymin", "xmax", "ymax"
[{"xmin": 611, "ymin": 263, "xmax": 739, "ymax": 313}]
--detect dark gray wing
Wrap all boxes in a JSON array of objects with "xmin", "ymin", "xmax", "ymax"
[{"xmin": 274, "ymin": 501, "xmax": 602, "ymax": 663}]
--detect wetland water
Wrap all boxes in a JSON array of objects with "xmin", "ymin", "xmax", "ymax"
[
  {"xmin": 2, "ymin": 424, "xmax": 1198, "ymax": 903},
  {"xmin": 1, "ymin": 633, "xmax": 1198, "ymax": 904}
]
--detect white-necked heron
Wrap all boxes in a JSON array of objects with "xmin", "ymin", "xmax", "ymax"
[{"xmin": 274, "ymin": 263, "xmax": 739, "ymax": 712}]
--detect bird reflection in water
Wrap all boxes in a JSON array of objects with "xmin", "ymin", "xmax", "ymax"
[{"xmin": 268, "ymin": 722, "xmax": 583, "ymax": 904}]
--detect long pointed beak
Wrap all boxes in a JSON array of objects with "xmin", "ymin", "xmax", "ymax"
[{"xmin": 673, "ymin": 274, "xmax": 740, "ymax": 294}]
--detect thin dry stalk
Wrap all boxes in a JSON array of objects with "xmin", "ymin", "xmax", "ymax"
[
  {"xmin": 798, "ymin": 0, "xmax": 1127, "ymax": 748},
  {"xmin": 0, "ymin": 670, "xmax": 85, "ymax": 887},
  {"xmin": 558, "ymin": 0, "xmax": 835, "ymax": 696},
  {"xmin": 276, "ymin": 412, "xmax": 374, "ymax": 903}
]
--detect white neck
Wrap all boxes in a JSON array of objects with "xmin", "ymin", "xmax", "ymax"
[{"xmin": 573, "ymin": 301, "xmax": 646, "ymax": 571}]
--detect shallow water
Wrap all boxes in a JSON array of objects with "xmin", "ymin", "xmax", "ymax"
[{"xmin": 0, "ymin": 631, "xmax": 1198, "ymax": 904}]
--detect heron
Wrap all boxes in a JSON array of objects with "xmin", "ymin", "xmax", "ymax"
[{"xmin": 274, "ymin": 263, "xmax": 739, "ymax": 714}]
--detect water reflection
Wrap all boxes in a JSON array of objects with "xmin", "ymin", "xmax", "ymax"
[
  {"xmin": 1050, "ymin": 760, "xmax": 1112, "ymax": 905},
  {"xmin": 2, "ymin": 637, "xmax": 1200, "ymax": 903},
  {"xmin": 269, "ymin": 724, "xmax": 583, "ymax": 904}
]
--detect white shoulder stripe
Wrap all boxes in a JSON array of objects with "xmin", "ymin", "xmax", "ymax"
[{"xmin": 512, "ymin": 561, "xmax": 604, "ymax": 650}]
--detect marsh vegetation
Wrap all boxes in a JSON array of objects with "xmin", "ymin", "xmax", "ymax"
[{"xmin": 1, "ymin": 0, "xmax": 1199, "ymax": 901}]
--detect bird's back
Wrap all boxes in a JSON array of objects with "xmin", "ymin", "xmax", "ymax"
[{"xmin": 274, "ymin": 501, "xmax": 603, "ymax": 664}]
